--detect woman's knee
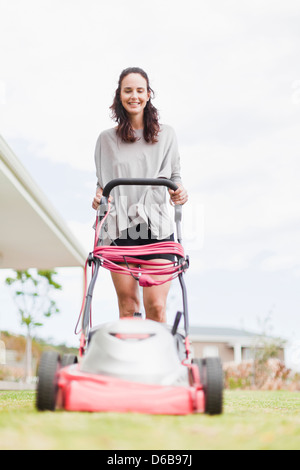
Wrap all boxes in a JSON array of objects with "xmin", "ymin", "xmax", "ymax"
[
  {"xmin": 110, "ymin": 271, "xmax": 140, "ymax": 317},
  {"xmin": 118, "ymin": 292, "xmax": 140, "ymax": 317},
  {"xmin": 145, "ymin": 297, "xmax": 166, "ymax": 322},
  {"xmin": 143, "ymin": 279, "xmax": 171, "ymax": 323}
]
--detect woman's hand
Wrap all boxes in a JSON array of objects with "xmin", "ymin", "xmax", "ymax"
[
  {"xmin": 92, "ymin": 188, "xmax": 102, "ymax": 210},
  {"xmin": 92, "ymin": 188, "xmax": 113, "ymax": 210},
  {"xmin": 168, "ymin": 183, "xmax": 188, "ymax": 205}
]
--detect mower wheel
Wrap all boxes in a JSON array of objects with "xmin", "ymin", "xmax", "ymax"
[
  {"xmin": 204, "ymin": 357, "xmax": 223, "ymax": 415},
  {"xmin": 193, "ymin": 357, "xmax": 223, "ymax": 415},
  {"xmin": 36, "ymin": 351, "xmax": 61, "ymax": 411},
  {"xmin": 61, "ymin": 354, "xmax": 78, "ymax": 367}
]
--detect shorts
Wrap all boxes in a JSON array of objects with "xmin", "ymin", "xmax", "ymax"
[{"xmin": 111, "ymin": 224, "xmax": 175, "ymax": 262}]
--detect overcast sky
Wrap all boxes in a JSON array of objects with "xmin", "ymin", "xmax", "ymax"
[{"xmin": 1, "ymin": 0, "xmax": 300, "ymax": 369}]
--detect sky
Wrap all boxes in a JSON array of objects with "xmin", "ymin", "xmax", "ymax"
[{"xmin": 0, "ymin": 0, "xmax": 300, "ymax": 369}]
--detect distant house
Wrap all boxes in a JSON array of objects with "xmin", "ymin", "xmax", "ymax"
[{"xmin": 189, "ymin": 326, "xmax": 285, "ymax": 364}]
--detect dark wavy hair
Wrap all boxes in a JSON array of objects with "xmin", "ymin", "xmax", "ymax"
[{"xmin": 110, "ymin": 67, "xmax": 160, "ymax": 144}]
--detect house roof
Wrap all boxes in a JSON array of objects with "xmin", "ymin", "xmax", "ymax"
[
  {"xmin": 190, "ymin": 326, "xmax": 257, "ymax": 337},
  {"xmin": 0, "ymin": 135, "xmax": 86, "ymax": 269},
  {"xmin": 189, "ymin": 325, "xmax": 260, "ymax": 347}
]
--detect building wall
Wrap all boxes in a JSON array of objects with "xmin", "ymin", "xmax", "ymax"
[
  {"xmin": 191, "ymin": 341, "xmax": 234, "ymax": 362},
  {"xmin": 191, "ymin": 340, "xmax": 285, "ymax": 364}
]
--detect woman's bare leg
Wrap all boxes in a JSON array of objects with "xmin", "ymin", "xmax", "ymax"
[
  {"xmin": 110, "ymin": 260, "xmax": 172, "ymax": 322},
  {"xmin": 141, "ymin": 259, "xmax": 172, "ymax": 322},
  {"xmin": 110, "ymin": 267, "xmax": 140, "ymax": 318}
]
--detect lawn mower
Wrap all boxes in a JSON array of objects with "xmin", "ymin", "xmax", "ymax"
[{"xmin": 36, "ymin": 178, "xmax": 223, "ymax": 415}]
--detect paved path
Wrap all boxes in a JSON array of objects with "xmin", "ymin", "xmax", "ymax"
[{"xmin": 0, "ymin": 381, "xmax": 36, "ymax": 390}]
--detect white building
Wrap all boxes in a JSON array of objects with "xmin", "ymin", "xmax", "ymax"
[{"xmin": 0, "ymin": 135, "xmax": 86, "ymax": 269}]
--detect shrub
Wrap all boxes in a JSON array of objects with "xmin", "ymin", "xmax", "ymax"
[{"xmin": 224, "ymin": 359, "xmax": 300, "ymax": 391}]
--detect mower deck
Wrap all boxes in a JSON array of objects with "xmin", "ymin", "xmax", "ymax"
[{"xmin": 57, "ymin": 363, "xmax": 204, "ymax": 415}]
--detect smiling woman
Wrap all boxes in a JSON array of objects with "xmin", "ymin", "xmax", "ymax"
[
  {"xmin": 109, "ymin": 67, "xmax": 160, "ymax": 144},
  {"xmin": 91, "ymin": 67, "xmax": 188, "ymax": 323},
  {"xmin": 121, "ymin": 75, "xmax": 150, "ymax": 120}
]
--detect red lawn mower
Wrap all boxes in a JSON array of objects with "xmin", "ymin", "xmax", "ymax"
[{"xmin": 36, "ymin": 178, "xmax": 223, "ymax": 415}]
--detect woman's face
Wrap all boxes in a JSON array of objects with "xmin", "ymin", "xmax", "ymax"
[{"xmin": 120, "ymin": 73, "xmax": 150, "ymax": 118}]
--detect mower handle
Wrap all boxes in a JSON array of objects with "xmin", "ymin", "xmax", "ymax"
[
  {"xmin": 100, "ymin": 177, "xmax": 182, "ymax": 233},
  {"xmin": 102, "ymin": 178, "xmax": 178, "ymax": 198}
]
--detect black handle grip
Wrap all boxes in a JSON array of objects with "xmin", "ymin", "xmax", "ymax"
[{"xmin": 102, "ymin": 178, "xmax": 178, "ymax": 198}]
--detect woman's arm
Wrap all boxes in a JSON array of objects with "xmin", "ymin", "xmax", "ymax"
[{"xmin": 167, "ymin": 127, "xmax": 188, "ymax": 205}]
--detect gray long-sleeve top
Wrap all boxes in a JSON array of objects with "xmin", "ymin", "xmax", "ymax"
[{"xmin": 94, "ymin": 124, "xmax": 182, "ymax": 244}]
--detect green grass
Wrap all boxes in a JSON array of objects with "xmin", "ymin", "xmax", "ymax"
[{"xmin": 0, "ymin": 390, "xmax": 299, "ymax": 450}]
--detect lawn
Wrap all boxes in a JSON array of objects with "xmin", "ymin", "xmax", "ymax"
[{"xmin": 0, "ymin": 390, "xmax": 299, "ymax": 450}]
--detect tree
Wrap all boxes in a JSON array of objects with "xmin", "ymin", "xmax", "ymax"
[
  {"xmin": 5, "ymin": 269, "xmax": 62, "ymax": 382},
  {"xmin": 252, "ymin": 309, "xmax": 287, "ymax": 388}
]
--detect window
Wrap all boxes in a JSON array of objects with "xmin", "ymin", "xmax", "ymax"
[
  {"xmin": 203, "ymin": 346, "xmax": 219, "ymax": 357},
  {"xmin": 243, "ymin": 348, "xmax": 255, "ymax": 361}
]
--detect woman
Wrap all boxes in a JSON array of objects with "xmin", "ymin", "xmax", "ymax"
[{"xmin": 92, "ymin": 67, "xmax": 188, "ymax": 323}]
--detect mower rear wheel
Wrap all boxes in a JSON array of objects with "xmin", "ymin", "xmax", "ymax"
[
  {"xmin": 193, "ymin": 357, "xmax": 223, "ymax": 415},
  {"xmin": 36, "ymin": 351, "xmax": 61, "ymax": 411},
  {"xmin": 61, "ymin": 354, "xmax": 78, "ymax": 367}
]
